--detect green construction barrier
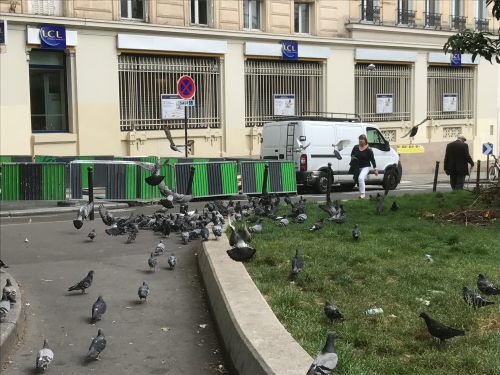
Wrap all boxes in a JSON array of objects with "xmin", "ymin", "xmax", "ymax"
[{"xmin": 240, "ymin": 161, "xmax": 296, "ymax": 195}]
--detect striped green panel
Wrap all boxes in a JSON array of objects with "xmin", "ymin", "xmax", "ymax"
[
  {"xmin": 221, "ymin": 162, "xmax": 238, "ymax": 195},
  {"xmin": 281, "ymin": 162, "xmax": 297, "ymax": 193},
  {"xmin": 0, "ymin": 164, "xmax": 20, "ymax": 200},
  {"xmin": 35, "ymin": 156, "xmax": 57, "ymax": 163},
  {"xmin": 125, "ymin": 164, "xmax": 137, "ymax": 200},
  {"xmin": 194, "ymin": 158, "xmax": 209, "ymax": 163},
  {"xmin": 42, "ymin": 164, "xmax": 66, "ymax": 200},
  {"xmin": 254, "ymin": 162, "xmax": 271, "ymax": 193},
  {"xmin": 192, "ymin": 164, "xmax": 209, "ymax": 197},
  {"xmin": 0, "ymin": 156, "xmax": 12, "ymax": 163},
  {"xmin": 161, "ymin": 164, "xmax": 176, "ymax": 190}
]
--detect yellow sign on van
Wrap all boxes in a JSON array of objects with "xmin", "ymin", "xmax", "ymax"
[{"xmin": 397, "ymin": 144, "xmax": 425, "ymax": 154}]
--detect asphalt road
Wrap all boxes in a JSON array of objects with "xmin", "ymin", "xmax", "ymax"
[{"xmin": 0, "ymin": 210, "xmax": 229, "ymax": 375}]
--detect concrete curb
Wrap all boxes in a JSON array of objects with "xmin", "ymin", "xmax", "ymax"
[
  {"xmin": 198, "ymin": 236, "xmax": 312, "ymax": 375},
  {"xmin": 0, "ymin": 272, "xmax": 25, "ymax": 365},
  {"xmin": 0, "ymin": 203, "xmax": 130, "ymax": 218}
]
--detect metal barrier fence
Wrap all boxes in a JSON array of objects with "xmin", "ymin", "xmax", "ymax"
[{"xmin": 240, "ymin": 161, "xmax": 296, "ymax": 195}]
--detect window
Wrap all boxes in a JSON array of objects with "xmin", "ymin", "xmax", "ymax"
[
  {"xmin": 366, "ymin": 127, "xmax": 389, "ymax": 151},
  {"xmin": 355, "ymin": 63, "xmax": 412, "ymax": 122},
  {"xmin": 425, "ymin": 0, "xmax": 441, "ymax": 28},
  {"xmin": 361, "ymin": 0, "xmax": 381, "ymax": 24},
  {"xmin": 427, "ymin": 66, "xmax": 474, "ymax": 119},
  {"xmin": 245, "ymin": 60, "xmax": 324, "ymax": 127},
  {"xmin": 29, "ymin": 50, "xmax": 68, "ymax": 132},
  {"xmin": 118, "ymin": 55, "xmax": 221, "ymax": 131},
  {"xmin": 475, "ymin": 0, "xmax": 489, "ymax": 31},
  {"xmin": 121, "ymin": 0, "xmax": 144, "ymax": 20},
  {"xmin": 294, "ymin": 2, "xmax": 310, "ymax": 34},
  {"xmin": 244, "ymin": 0, "xmax": 261, "ymax": 30},
  {"xmin": 450, "ymin": 0, "xmax": 466, "ymax": 30},
  {"xmin": 191, "ymin": 0, "xmax": 209, "ymax": 25},
  {"xmin": 397, "ymin": 0, "xmax": 415, "ymax": 26},
  {"xmin": 28, "ymin": 0, "xmax": 63, "ymax": 16}
]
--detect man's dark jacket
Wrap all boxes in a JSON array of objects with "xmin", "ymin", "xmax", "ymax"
[{"xmin": 444, "ymin": 140, "xmax": 474, "ymax": 175}]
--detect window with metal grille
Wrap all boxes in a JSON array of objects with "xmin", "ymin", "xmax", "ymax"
[
  {"xmin": 443, "ymin": 126, "xmax": 462, "ymax": 139},
  {"xmin": 381, "ymin": 129, "xmax": 397, "ymax": 143},
  {"xmin": 355, "ymin": 63, "xmax": 412, "ymax": 122},
  {"xmin": 427, "ymin": 66, "xmax": 474, "ymax": 119},
  {"xmin": 28, "ymin": 0, "xmax": 63, "ymax": 16},
  {"xmin": 244, "ymin": 59, "xmax": 324, "ymax": 127},
  {"xmin": 118, "ymin": 54, "xmax": 221, "ymax": 131}
]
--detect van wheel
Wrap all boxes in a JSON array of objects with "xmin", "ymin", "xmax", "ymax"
[
  {"xmin": 315, "ymin": 176, "xmax": 329, "ymax": 194},
  {"xmin": 382, "ymin": 169, "xmax": 399, "ymax": 190}
]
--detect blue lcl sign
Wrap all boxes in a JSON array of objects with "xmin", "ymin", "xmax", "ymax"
[
  {"xmin": 40, "ymin": 25, "xmax": 66, "ymax": 49},
  {"xmin": 282, "ymin": 40, "xmax": 298, "ymax": 61},
  {"xmin": 450, "ymin": 52, "xmax": 461, "ymax": 67}
]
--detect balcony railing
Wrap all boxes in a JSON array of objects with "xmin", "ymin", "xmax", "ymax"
[
  {"xmin": 450, "ymin": 15, "xmax": 467, "ymax": 31},
  {"xmin": 424, "ymin": 12, "xmax": 442, "ymax": 29},
  {"xmin": 397, "ymin": 10, "xmax": 416, "ymax": 27},
  {"xmin": 361, "ymin": 5, "xmax": 381, "ymax": 25},
  {"xmin": 475, "ymin": 18, "xmax": 489, "ymax": 32}
]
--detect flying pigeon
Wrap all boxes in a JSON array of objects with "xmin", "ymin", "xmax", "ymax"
[
  {"xmin": 68, "ymin": 270, "xmax": 94, "ymax": 294},
  {"xmin": 419, "ymin": 312, "xmax": 465, "ymax": 342},
  {"xmin": 307, "ymin": 331, "xmax": 338, "ymax": 375},
  {"xmin": 163, "ymin": 125, "xmax": 185, "ymax": 153},
  {"xmin": 35, "ymin": 339, "xmax": 54, "ymax": 372},
  {"xmin": 477, "ymin": 274, "xmax": 500, "ymax": 295},
  {"xmin": 226, "ymin": 223, "xmax": 256, "ymax": 262},
  {"xmin": 138, "ymin": 281, "xmax": 149, "ymax": 302},
  {"xmin": 390, "ymin": 201, "xmax": 399, "ymax": 211},
  {"xmin": 87, "ymin": 329, "xmax": 106, "ymax": 360},
  {"xmin": 463, "ymin": 287, "xmax": 494, "ymax": 308},
  {"xmin": 291, "ymin": 249, "xmax": 304, "ymax": 276},
  {"xmin": 324, "ymin": 301, "xmax": 343, "ymax": 322},
  {"xmin": 0, "ymin": 259, "xmax": 8, "ymax": 269},
  {"xmin": 0, "ymin": 291, "xmax": 10, "ymax": 320},
  {"xmin": 352, "ymin": 224, "xmax": 361, "ymax": 241},
  {"xmin": 309, "ymin": 219, "xmax": 324, "ymax": 232},
  {"xmin": 91, "ymin": 296, "xmax": 107, "ymax": 322},
  {"xmin": 98, "ymin": 205, "xmax": 115, "ymax": 226},
  {"xmin": 73, "ymin": 202, "xmax": 94, "ymax": 229},
  {"xmin": 168, "ymin": 255, "xmax": 177, "ymax": 270},
  {"xmin": 88, "ymin": 229, "xmax": 96, "ymax": 241},
  {"xmin": 296, "ymin": 138, "xmax": 311, "ymax": 152},
  {"xmin": 148, "ymin": 253, "xmax": 157, "ymax": 272},
  {"xmin": 3, "ymin": 279, "xmax": 16, "ymax": 304}
]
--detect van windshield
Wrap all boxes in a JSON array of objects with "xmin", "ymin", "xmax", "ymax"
[{"xmin": 367, "ymin": 127, "xmax": 389, "ymax": 150}]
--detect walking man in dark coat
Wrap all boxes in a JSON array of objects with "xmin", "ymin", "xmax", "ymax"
[{"xmin": 444, "ymin": 135, "xmax": 474, "ymax": 190}]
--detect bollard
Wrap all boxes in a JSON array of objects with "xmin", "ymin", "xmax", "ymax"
[
  {"xmin": 326, "ymin": 162, "xmax": 332, "ymax": 204},
  {"xmin": 186, "ymin": 165, "xmax": 196, "ymax": 196},
  {"xmin": 432, "ymin": 161, "xmax": 440, "ymax": 192},
  {"xmin": 475, "ymin": 160, "xmax": 481, "ymax": 191},
  {"xmin": 88, "ymin": 167, "xmax": 94, "ymax": 220},
  {"xmin": 486, "ymin": 154, "xmax": 490, "ymax": 180},
  {"xmin": 262, "ymin": 164, "xmax": 269, "ymax": 196}
]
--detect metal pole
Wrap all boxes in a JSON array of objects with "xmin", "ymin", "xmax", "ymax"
[
  {"xmin": 262, "ymin": 164, "xmax": 269, "ymax": 196},
  {"xmin": 326, "ymin": 162, "xmax": 332, "ymax": 204},
  {"xmin": 486, "ymin": 154, "xmax": 490, "ymax": 180},
  {"xmin": 184, "ymin": 106, "xmax": 188, "ymax": 158},
  {"xmin": 432, "ymin": 161, "xmax": 439, "ymax": 192},
  {"xmin": 88, "ymin": 167, "xmax": 94, "ymax": 220},
  {"xmin": 476, "ymin": 160, "xmax": 481, "ymax": 191}
]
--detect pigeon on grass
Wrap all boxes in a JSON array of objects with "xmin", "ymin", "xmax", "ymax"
[
  {"xmin": 419, "ymin": 312, "xmax": 465, "ymax": 343},
  {"xmin": 324, "ymin": 301, "xmax": 343, "ymax": 323},
  {"xmin": 390, "ymin": 201, "xmax": 399, "ymax": 211},
  {"xmin": 463, "ymin": 287, "xmax": 494, "ymax": 308},
  {"xmin": 87, "ymin": 329, "xmax": 106, "ymax": 360},
  {"xmin": 352, "ymin": 224, "xmax": 361, "ymax": 241},
  {"xmin": 477, "ymin": 274, "xmax": 500, "ymax": 295},
  {"xmin": 35, "ymin": 339, "xmax": 54, "ymax": 372},
  {"xmin": 307, "ymin": 331, "xmax": 338, "ymax": 375},
  {"xmin": 291, "ymin": 249, "xmax": 304, "ymax": 276},
  {"xmin": 68, "ymin": 270, "xmax": 94, "ymax": 294}
]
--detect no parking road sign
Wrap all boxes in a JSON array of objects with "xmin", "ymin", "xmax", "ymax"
[{"xmin": 177, "ymin": 75, "xmax": 196, "ymax": 100}]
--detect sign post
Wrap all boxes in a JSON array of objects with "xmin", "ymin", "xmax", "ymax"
[{"xmin": 177, "ymin": 75, "xmax": 196, "ymax": 157}]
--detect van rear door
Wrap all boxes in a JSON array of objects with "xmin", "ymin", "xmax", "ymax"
[{"xmin": 261, "ymin": 124, "xmax": 281, "ymax": 160}]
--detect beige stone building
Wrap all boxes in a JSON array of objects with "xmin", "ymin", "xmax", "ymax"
[{"xmin": 1, "ymin": 0, "xmax": 499, "ymax": 172}]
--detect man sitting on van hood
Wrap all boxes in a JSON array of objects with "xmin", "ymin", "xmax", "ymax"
[{"xmin": 351, "ymin": 134, "xmax": 377, "ymax": 199}]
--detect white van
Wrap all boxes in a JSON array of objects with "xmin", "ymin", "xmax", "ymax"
[{"xmin": 260, "ymin": 114, "xmax": 402, "ymax": 193}]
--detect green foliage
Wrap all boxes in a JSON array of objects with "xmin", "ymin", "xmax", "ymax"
[{"xmin": 245, "ymin": 191, "xmax": 500, "ymax": 374}]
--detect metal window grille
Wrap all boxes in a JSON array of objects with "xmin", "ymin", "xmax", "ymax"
[
  {"xmin": 244, "ymin": 59, "xmax": 324, "ymax": 127},
  {"xmin": 427, "ymin": 66, "xmax": 474, "ymax": 119},
  {"xmin": 29, "ymin": 0, "xmax": 62, "ymax": 16},
  {"xmin": 355, "ymin": 63, "xmax": 412, "ymax": 122},
  {"xmin": 381, "ymin": 129, "xmax": 397, "ymax": 143},
  {"xmin": 118, "ymin": 54, "xmax": 221, "ymax": 131},
  {"xmin": 443, "ymin": 126, "xmax": 462, "ymax": 139}
]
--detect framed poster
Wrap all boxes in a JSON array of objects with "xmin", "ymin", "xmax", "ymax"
[
  {"xmin": 443, "ymin": 93, "xmax": 457, "ymax": 112},
  {"xmin": 274, "ymin": 94, "xmax": 295, "ymax": 116},
  {"xmin": 161, "ymin": 94, "xmax": 185, "ymax": 119},
  {"xmin": 376, "ymin": 94, "xmax": 393, "ymax": 114}
]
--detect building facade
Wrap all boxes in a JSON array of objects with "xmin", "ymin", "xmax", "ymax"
[{"xmin": 1, "ymin": 0, "xmax": 499, "ymax": 172}]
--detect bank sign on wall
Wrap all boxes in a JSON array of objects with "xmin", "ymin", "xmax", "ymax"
[{"xmin": 40, "ymin": 25, "xmax": 66, "ymax": 49}]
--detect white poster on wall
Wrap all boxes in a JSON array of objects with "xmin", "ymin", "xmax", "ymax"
[
  {"xmin": 274, "ymin": 94, "xmax": 295, "ymax": 116},
  {"xmin": 161, "ymin": 94, "xmax": 185, "ymax": 119},
  {"xmin": 376, "ymin": 94, "xmax": 393, "ymax": 114},
  {"xmin": 443, "ymin": 93, "xmax": 458, "ymax": 112}
]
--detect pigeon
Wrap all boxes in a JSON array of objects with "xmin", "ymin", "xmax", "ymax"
[
  {"xmin": 390, "ymin": 201, "xmax": 399, "ymax": 211},
  {"xmin": 3, "ymin": 279, "xmax": 16, "ymax": 304},
  {"xmin": 419, "ymin": 312, "xmax": 465, "ymax": 342},
  {"xmin": 200, "ymin": 226, "xmax": 210, "ymax": 241},
  {"xmin": 98, "ymin": 205, "xmax": 114, "ymax": 226},
  {"xmin": 463, "ymin": 287, "xmax": 494, "ymax": 308},
  {"xmin": 307, "ymin": 331, "xmax": 338, "ymax": 375},
  {"xmin": 293, "ymin": 213, "xmax": 308, "ymax": 224},
  {"xmin": 163, "ymin": 125, "xmax": 183, "ymax": 153},
  {"xmin": 248, "ymin": 222, "xmax": 262, "ymax": 233},
  {"xmin": 291, "ymin": 249, "xmax": 304, "ymax": 276},
  {"xmin": 68, "ymin": 270, "xmax": 94, "ymax": 294},
  {"xmin": 91, "ymin": 296, "xmax": 107, "ymax": 321},
  {"xmin": 276, "ymin": 217, "xmax": 289, "ymax": 227},
  {"xmin": 212, "ymin": 220, "xmax": 222, "ymax": 239},
  {"xmin": 154, "ymin": 240, "xmax": 165, "ymax": 256},
  {"xmin": 87, "ymin": 329, "xmax": 106, "ymax": 360},
  {"xmin": 0, "ymin": 259, "xmax": 8, "ymax": 269},
  {"xmin": 352, "ymin": 224, "xmax": 361, "ymax": 241},
  {"xmin": 477, "ymin": 274, "xmax": 500, "ymax": 295},
  {"xmin": 375, "ymin": 193, "xmax": 384, "ymax": 215},
  {"xmin": 309, "ymin": 219, "xmax": 324, "ymax": 232},
  {"xmin": 73, "ymin": 202, "xmax": 94, "ymax": 229},
  {"xmin": 35, "ymin": 339, "xmax": 54, "ymax": 371},
  {"xmin": 0, "ymin": 291, "xmax": 10, "ymax": 320},
  {"xmin": 324, "ymin": 301, "xmax": 343, "ymax": 322},
  {"xmin": 226, "ymin": 225, "xmax": 256, "ymax": 262},
  {"xmin": 319, "ymin": 203, "xmax": 337, "ymax": 218},
  {"xmin": 168, "ymin": 255, "xmax": 177, "ymax": 270},
  {"xmin": 88, "ymin": 229, "xmax": 96, "ymax": 241},
  {"xmin": 138, "ymin": 281, "xmax": 149, "ymax": 302},
  {"xmin": 181, "ymin": 230, "xmax": 190, "ymax": 245},
  {"xmin": 148, "ymin": 253, "xmax": 157, "ymax": 272}
]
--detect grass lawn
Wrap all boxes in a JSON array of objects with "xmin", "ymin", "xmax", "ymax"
[{"xmin": 244, "ymin": 191, "xmax": 500, "ymax": 375}]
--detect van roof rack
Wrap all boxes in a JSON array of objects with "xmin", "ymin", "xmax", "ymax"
[{"xmin": 272, "ymin": 112, "xmax": 361, "ymax": 123}]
